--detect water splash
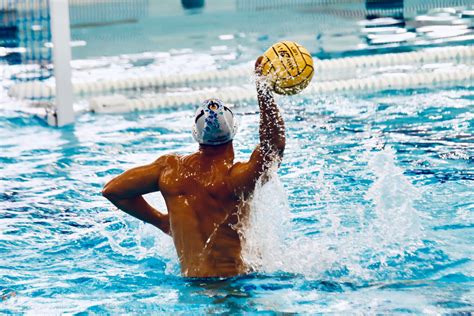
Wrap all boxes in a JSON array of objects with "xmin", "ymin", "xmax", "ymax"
[
  {"xmin": 241, "ymin": 146, "xmax": 423, "ymax": 281},
  {"xmin": 240, "ymin": 170, "xmax": 292, "ymax": 273},
  {"xmin": 365, "ymin": 146, "xmax": 422, "ymax": 249}
]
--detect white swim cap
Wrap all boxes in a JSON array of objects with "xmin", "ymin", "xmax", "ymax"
[{"xmin": 192, "ymin": 98, "xmax": 237, "ymax": 145}]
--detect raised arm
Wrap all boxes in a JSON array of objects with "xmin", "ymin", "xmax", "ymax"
[
  {"xmin": 256, "ymin": 58, "xmax": 286, "ymax": 162},
  {"xmin": 102, "ymin": 155, "xmax": 172, "ymax": 235},
  {"xmin": 229, "ymin": 57, "xmax": 286, "ymax": 195}
]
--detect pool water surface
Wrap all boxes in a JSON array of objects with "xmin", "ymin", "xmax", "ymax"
[{"xmin": 0, "ymin": 86, "xmax": 472, "ymax": 313}]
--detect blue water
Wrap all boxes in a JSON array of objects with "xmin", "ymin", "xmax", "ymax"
[
  {"xmin": 1, "ymin": 86, "xmax": 473, "ymax": 313},
  {"xmin": 1, "ymin": 0, "xmax": 474, "ymax": 313}
]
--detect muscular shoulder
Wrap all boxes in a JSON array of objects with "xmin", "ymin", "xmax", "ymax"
[
  {"xmin": 228, "ymin": 146, "xmax": 267, "ymax": 196},
  {"xmin": 154, "ymin": 154, "xmax": 180, "ymax": 168}
]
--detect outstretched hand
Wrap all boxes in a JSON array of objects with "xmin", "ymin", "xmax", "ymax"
[
  {"xmin": 254, "ymin": 55, "xmax": 272, "ymax": 96},
  {"xmin": 255, "ymin": 55, "xmax": 270, "ymax": 93}
]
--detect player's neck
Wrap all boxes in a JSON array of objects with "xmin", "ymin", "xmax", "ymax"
[{"xmin": 198, "ymin": 141, "xmax": 234, "ymax": 160}]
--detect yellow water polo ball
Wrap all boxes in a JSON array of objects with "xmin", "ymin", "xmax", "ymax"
[{"xmin": 261, "ymin": 41, "xmax": 314, "ymax": 95}]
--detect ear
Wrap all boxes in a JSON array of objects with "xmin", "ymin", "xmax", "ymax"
[
  {"xmin": 223, "ymin": 106, "xmax": 233, "ymax": 116},
  {"xmin": 195, "ymin": 109, "xmax": 205, "ymax": 123}
]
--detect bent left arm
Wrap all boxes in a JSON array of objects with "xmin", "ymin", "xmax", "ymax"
[{"xmin": 102, "ymin": 156, "xmax": 171, "ymax": 235}]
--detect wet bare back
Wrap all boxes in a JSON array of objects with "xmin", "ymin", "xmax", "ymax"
[
  {"xmin": 102, "ymin": 57, "xmax": 285, "ymax": 277},
  {"xmin": 158, "ymin": 151, "xmax": 248, "ymax": 277}
]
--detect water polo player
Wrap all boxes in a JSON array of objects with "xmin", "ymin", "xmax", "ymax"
[{"xmin": 102, "ymin": 56, "xmax": 285, "ymax": 277}]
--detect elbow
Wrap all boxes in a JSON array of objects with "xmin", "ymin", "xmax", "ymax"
[
  {"xmin": 101, "ymin": 186, "xmax": 111, "ymax": 199},
  {"xmin": 102, "ymin": 185, "xmax": 116, "ymax": 200},
  {"xmin": 275, "ymin": 137, "xmax": 285, "ymax": 157},
  {"xmin": 267, "ymin": 139, "xmax": 285, "ymax": 160},
  {"xmin": 277, "ymin": 138, "xmax": 285, "ymax": 152},
  {"xmin": 262, "ymin": 138, "xmax": 286, "ymax": 159}
]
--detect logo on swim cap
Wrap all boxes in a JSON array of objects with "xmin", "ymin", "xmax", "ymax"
[{"xmin": 192, "ymin": 99, "xmax": 237, "ymax": 145}]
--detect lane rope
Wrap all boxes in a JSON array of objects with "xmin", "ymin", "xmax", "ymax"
[
  {"xmin": 90, "ymin": 67, "xmax": 473, "ymax": 113},
  {"xmin": 8, "ymin": 45, "xmax": 473, "ymax": 100}
]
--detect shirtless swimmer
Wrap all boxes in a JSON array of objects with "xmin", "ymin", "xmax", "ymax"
[{"xmin": 102, "ymin": 56, "xmax": 285, "ymax": 277}]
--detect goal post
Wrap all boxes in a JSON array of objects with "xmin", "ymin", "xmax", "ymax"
[{"xmin": 49, "ymin": 0, "xmax": 74, "ymax": 127}]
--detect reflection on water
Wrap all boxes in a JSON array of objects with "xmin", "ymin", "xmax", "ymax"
[
  {"xmin": 0, "ymin": 0, "xmax": 473, "ymax": 63},
  {"xmin": 322, "ymin": 1, "xmax": 474, "ymax": 57}
]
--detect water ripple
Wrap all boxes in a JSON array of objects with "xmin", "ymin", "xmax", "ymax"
[{"xmin": 0, "ymin": 87, "xmax": 472, "ymax": 313}]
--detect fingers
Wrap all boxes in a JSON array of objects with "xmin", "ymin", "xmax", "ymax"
[{"xmin": 255, "ymin": 56, "xmax": 264, "ymax": 75}]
